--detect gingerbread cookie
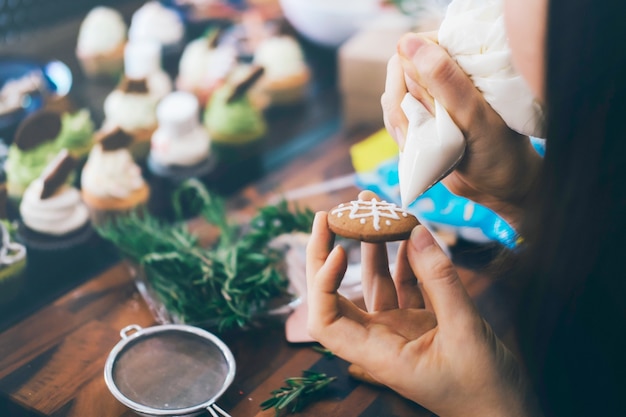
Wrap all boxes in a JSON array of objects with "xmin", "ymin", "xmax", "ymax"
[{"xmin": 328, "ymin": 194, "xmax": 419, "ymax": 243}]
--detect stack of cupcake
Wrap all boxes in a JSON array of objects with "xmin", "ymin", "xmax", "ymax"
[
  {"xmin": 147, "ymin": 91, "xmax": 214, "ymax": 218},
  {"xmin": 128, "ymin": 1, "xmax": 186, "ymax": 70},
  {"xmin": 102, "ymin": 77, "xmax": 159, "ymax": 162}
]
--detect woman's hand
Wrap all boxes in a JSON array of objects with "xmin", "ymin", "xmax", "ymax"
[
  {"xmin": 306, "ymin": 192, "xmax": 536, "ymax": 417},
  {"xmin": 382, "ymin": 32, "xmax": 542, "ymax": 229}
]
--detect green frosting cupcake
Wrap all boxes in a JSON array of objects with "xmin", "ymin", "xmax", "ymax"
[
  {"xmin": 6, "ymin": 110, "xmax": 94, "ymax": 198},
  {"xmin": 204, "ymin": 80, "xmax": 267, "ymax": 144}
]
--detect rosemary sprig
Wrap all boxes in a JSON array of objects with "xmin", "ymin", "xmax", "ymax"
[
  {"xmin": 260, "ymin": 371, "xmax": 337, "ymax": 416},
  {"xmin": 95, "ymin": 180, "xmax": 315, "ymax": 330}
]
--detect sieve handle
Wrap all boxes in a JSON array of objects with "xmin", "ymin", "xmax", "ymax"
[
  {"xmin": 207, "ymin": 403, "xmax": 230, "ymax": 417},
  {"xmin": 119, "ymin": 324, "xmax": 142, "ymax": 339}
]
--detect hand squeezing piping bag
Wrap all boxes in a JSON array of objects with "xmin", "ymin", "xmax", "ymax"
[{"xmin": 398, "ymin": 0, "xmax": 544, "ymax": 208}]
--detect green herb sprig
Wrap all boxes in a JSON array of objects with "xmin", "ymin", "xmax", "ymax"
[
  {"xmin": 260, "ymin": 371, "xmax": 337, "ymax": 416},
  {"xmin": 96, "ymin": 179, "xmax": 315, "ymax": 330}
]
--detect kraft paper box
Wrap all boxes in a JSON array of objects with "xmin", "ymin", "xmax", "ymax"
[{"xmin": 339, "ymin": 13, "xmax": 413, "ymax": 129}]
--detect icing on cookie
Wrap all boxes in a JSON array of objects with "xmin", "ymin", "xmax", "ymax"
[{"xmin": 330, "ymin": 198, "xmax": 411, "ymax": 232}]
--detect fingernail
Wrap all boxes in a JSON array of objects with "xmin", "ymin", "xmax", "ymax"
[
  {"xmin": 398, "ymin": 34, "xmax": 427, "ymax": 60},
  {"xmin": 410, "ymin": 225, "xmax": 435, "ymax": 253}
]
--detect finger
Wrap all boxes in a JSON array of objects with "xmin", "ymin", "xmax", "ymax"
[
  {"xmin": 306, "ymin": 212, "xmax": 335, "ymax": 287},
  {"xmin": 306, "ymin": 245, "xmax": 375, "ymax": 356},
  {"xmin": 406, "ymin": 225, "xmax": 479, "ymax": 334},
  {"xmin": 392, "ymin": 240, "xmax": 425, "ymax": 309},
  {"xmin": 381, "ymin": 54, "xmax": 409, "ymax": 149},
  {"xmin": 361, "ymin": 241, "xmax": 398, "ymax": 311},
  {"xmin": 397, "ymin": 33, "xmax": 492, "ymax": 137},
  {"xmin": 404, "ymin": 72, "xmax": 435, "ymax": 115}
]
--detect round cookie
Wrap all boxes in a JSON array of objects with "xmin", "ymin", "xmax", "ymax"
[{"xmin": 328, "ymin": 192, "xmax": 419, "ymax": 243}]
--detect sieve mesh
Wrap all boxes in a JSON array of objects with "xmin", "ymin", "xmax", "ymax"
[{"xmin": 111, "ymin": 330, "xmax": 231, "ymax": 411}]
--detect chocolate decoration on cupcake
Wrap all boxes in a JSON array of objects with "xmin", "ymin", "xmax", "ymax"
[
  {"xmin": 40, "ymin": 150, "xmax": 76, "ymax": 200},
  {"xmin": 207, "ymin": 27, "xmax": 224, "ymax": 48},
  {"xmin": 118, "ymin": 77, "xmax": 150, "ymax": 94},
  {"xmin": 13, "ymin": 111, "xmax": 63, "ymax": 151},
  {"xmin": 227, "ymin": 66, "xmax": 265, "ymax": 103},
  {"xmin": 96, "ymin": 128, "xmax": 133, "ymax": 151}
]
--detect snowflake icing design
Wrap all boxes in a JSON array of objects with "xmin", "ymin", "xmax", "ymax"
[{"xmin": 331, "ymin": 198, "xmax": 409, "ymax": 231}]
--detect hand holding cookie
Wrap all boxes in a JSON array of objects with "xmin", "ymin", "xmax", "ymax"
[{"xmin": 327, "ymin": 190, "xmax": 419, "ymax": 242}]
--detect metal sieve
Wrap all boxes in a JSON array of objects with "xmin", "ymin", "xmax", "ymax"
[{"xmin": 104, "ymin": 324, "xmax": 236, "ymax": 417}]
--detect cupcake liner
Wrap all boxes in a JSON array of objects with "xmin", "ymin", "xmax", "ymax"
[
  {"xmin": 83, "ymin": 187, "xmax": 150, "ymax": 228},
  {"xmin": 17, "ymin": 221, "xmax": 95, "ymax": 252},
  {"xmin": 146, "ymin": 154, "xmax": 217, "ymax": 184},
  {"xmin": 146, "ymin": 155, "xmax": 217, "ymax": 220},
  {"xmin": 77, "ymin": 43, "xmax": 125, "ymax": 80}
]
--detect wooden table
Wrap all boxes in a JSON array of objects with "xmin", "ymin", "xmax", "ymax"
[{"xmin": 0, "ymin": 125, "xmax": 516, "ymax": 417}]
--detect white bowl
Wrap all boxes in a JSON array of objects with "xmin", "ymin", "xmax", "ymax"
[{"xmin": 279, "ymin": 0, "xmax": 381, "ymax": 48}]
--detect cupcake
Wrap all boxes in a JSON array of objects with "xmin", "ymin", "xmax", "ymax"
[
  {"xmin": 253, "ymin": 34, "xmax": 310, "ymax": 106},
  {"xmin": 0, "ymin": 220, "xmax": 27, "ymax": 306},
  {"xmin": 5, "ymin": 110, "xmax": 94, "ymax": 201},
  {"xmin": 147, "ymin": 91, "xmax": 214, "ymax": 218},
  {"xmin": 124, "ymin": 40, "xmax": 173, "ymax": 101},
  {"xmin": 102, "ymin": 77, "xmax": 158, "ymax": 161},
  {"xmin": 128, "ymin": 1, "xmax": 185, "ymax": 68},
  {"xmin": 76, "ymin": 6, "xmax": 127, "ymax": 79},
  {"xmin": 17, "ymin": 149, "xmax": 93, "ymax": 251},
  {"xmin": 148, "ymin": 91, "xmax": 213, "ymax": 180},
  {"xmin": 176, "ymin": 28, "xmax": 237, "ymax": 105},
  {"xmin": 203, "ymin": 66, "xmax": 267, "ymax": 147},
  {"xmin": 81, "ymin": 128, "xmax": 150, "ymax": 226}
]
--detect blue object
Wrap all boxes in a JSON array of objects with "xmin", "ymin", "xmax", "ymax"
[{"xmin": 0, "ymin": 58, "xmax": 72, "ymax": 142}]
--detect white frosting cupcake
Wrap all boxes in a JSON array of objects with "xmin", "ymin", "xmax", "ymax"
[
  {"xmin": 177, "ymin": 37, "xmax": 237, "ymax": 104},
  {"xmin": 254, "ymin": 36, "xmax": 308, "ymax": 81},
  {"xmin": 81, "ymin": 145, "xmax": 146, "ymax": 200},
  {"xmin": 150, "ymin": 91, "xmax": 211, "ymax": 167},
  {"xmin": 252, "ymin": 35, "xmax": 310, "ymax": 105},
  {"xmin": 77, "ymin": 7, "xmax": 127, "ymax": 56},
  {"xmin": 103, "ymin": 90, "xmax": 158, "ymax": 132},
  {"xmin": 20, "ymin": 180, "xmax": 89, "ymax": 236},
  {"xmin": 76, "ymin": 6, "xmax": 127, "ymax": 78},
  {"xmin": 128, "ymin": 1, "xmax": 185, "ymax": 49}
]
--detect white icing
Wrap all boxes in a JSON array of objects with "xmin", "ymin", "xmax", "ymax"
[
  {"xmin": 331, "ymin": 198, "xmax": 411, "ymax": 231},
  {"xmin": 128, "ymin": 1, "xmax": 185, "ymax": 47},
  {"xmin": 151, "ymin": 126, "xmax": 211, "ymax": 167},
  {"xmin": 398, "ymin": 0, "xmax": 544, "ymax": 208},
  {"xmin": 20, "ymin": 180, "xmax": 89, "ymax": 236},
  {"xmin": 81, "ymin": 145, "xmax": 146, "ymax": 199},
  {"xmin": 253, "ymin": 36, "xmax": 308, "ymax": 80},
  {"xmin": 178, "ymin": 39, "xmax": 237, "ymax": 90},
  {"xmin": 103, "ymin": 90, "xmax": 158, "ymax": 132},
  {"xmin": 399, "ymin": 94, "xmax": 465, "ymax": 208},
  {"xmin": 77, "ymin": 7, "xmax": 127, "ymax": 54}
]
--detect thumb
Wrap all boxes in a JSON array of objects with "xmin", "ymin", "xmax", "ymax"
[
  {"xmin": 397, "ymin": 33, "xmax": 491, "ymax": 136},
  {"xmin": 407, "ymin": 225, "xmax": 479, "ymax": 333}
]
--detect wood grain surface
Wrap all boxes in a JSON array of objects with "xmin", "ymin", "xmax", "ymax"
[{"xmin": 0, "ymin": 128, "xmax": 515, "ymax": 417}]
